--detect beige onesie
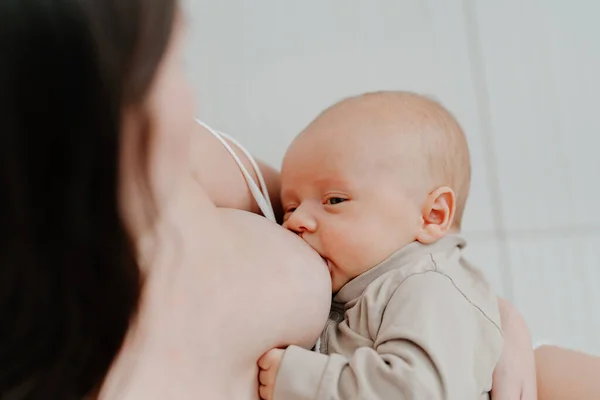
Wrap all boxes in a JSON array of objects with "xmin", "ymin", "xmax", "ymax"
[{"xmin": 274, "ymin": 235, "xmax": 503, "ymax": 400}]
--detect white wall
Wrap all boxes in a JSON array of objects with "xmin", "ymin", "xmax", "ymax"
[{"xmin": 185, "ymin": 0, "xmax": 600, "ymax": 355}]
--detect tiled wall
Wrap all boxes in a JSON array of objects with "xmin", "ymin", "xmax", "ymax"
[{"xmin": 186, "ymin": 0, "xmax": 600, "ymax": 355}]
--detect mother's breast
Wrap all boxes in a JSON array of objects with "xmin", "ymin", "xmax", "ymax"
[{"xmin": 217, "ymin": 208, "xmax": 332, "ymax": 353}]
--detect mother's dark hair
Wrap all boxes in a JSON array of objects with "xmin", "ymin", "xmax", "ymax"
[{"xmin": 0, "ymin": 0, "xmax": 177, "ymax": 397}]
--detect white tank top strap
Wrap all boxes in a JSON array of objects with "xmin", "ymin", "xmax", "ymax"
[{"xmin": 195, "ymin": 119, "xmax": 277, "ymax": 223}]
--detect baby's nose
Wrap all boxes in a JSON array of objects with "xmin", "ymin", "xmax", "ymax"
[{"xmin": 284, "ymin": 207, "xmax": 317, "ymax": 235}]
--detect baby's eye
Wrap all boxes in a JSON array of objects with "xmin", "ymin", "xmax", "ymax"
[
  {"xmin": 283, "ymin": 207, "xmax": 297, "ymax": 220},
  {"xmin": 326, "ymin": 197, "xmax": 347, "ymax": 205}
]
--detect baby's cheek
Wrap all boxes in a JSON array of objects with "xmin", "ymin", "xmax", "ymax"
[
  {"xmin": 327, "ymin": 231, "xmax": 360, "ymax": 262},
  {"xmin": 344, "ymin": 233, "xmax": 375, "ymax": 260}
]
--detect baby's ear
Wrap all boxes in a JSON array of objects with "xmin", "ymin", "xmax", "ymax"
[{"xmin": 416, "ymin": 186, "xmax": 456, "ymax": 244}]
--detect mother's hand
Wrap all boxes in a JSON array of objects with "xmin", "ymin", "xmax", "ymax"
[{"xmin": 491, "ymin": 298, "xmax": 537, "ymax": 400}]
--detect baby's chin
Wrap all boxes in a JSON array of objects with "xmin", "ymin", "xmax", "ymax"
[
  {"xmin": 324, "ymin": 258, "xmax": 352, "ymax": 293},
  {"xmin": 330, "ymin": 272, "xmax": 349, "ymax": 293},
  {"xmin": 331, "ymin": 281, "xmax": 347, "ymax": 293}
]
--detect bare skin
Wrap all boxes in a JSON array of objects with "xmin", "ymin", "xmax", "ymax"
[
  {"xmin": 100, "ymin": 20, "xmax": 537, "ymax": 400},
  {"xmin": 100, "ymin": 22, "xmax": 331, "ymax": 399},
  {"xmin": 101, "ymin": 123, "xmax": 331, "ymax": 400},
  {"xmin": 260, "ymin": 92, "xmax": 538, "ymax": 400},
  {"xmin": 535, "ymin": 346, "xmax": 600, "ymax": 400},
  {"xmin": 108, "ymin": 120, "xmax": 538, "ymax": 400},
  {"xmin": 493, "ymin": 298, "xmax": 537, "ymax": 400}
]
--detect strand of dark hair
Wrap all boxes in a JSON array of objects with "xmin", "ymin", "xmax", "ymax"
[{"xmin": 0, "ymin": 0, "xmax": 176, "ymax": 398}]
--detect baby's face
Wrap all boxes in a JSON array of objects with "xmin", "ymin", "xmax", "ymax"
[{"xmin": 281, "ymin": 128, "xmax": 423, "ymax": 293}]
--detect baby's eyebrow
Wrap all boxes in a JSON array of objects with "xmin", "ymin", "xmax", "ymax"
[{"xmin": 314, "ymin": 177, "xmax": 353, "ymax": 190}]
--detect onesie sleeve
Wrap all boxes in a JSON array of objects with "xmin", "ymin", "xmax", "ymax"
[{"xmin": 273, "ymin": 272, "xmax": 503, "ymax": 400}]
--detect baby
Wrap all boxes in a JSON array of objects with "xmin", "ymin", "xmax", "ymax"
[{"xmin": 258, "ymin": 91, "xmax": 502, "ymax": 400}]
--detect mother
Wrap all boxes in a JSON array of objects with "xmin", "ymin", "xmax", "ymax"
[{"xmin": 1, "ymin": 0, "xmax": 547, "ymax": 399}]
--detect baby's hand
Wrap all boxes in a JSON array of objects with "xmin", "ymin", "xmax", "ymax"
[{"xmin": 258, "ymin": 348, "xmax": 285, "ymax": 400}]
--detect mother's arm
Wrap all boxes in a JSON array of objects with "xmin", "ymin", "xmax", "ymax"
[
  {"xmin": 189, "ymin": 122, "xmax": 283, "ymax": 220},
  {"xmin": 535, "ymin": 345, "xmax": 600, "ymax": 400}
]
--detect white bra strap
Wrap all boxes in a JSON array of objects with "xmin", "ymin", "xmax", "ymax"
[{"xmin": 195, "ymin": 119, "xmax": 277, "ymax": 223}]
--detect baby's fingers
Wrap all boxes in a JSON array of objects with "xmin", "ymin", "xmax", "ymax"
[
  {"xmin": 258, "ymin": 367, "xmax": 276, "ymax": 387},
  {"xmin": 258, "ymin": 348, "xmax": 283, "ymax": 370},
  {"xmin": 258, "ymin": 382, "xmax": 272, "ymax": 400}
]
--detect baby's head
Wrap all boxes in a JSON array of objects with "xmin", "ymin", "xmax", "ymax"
[{"xmin": 281, "ymin": 91, "xmax": 471, "ymax": 292}]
